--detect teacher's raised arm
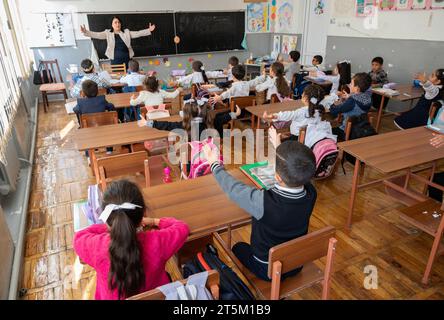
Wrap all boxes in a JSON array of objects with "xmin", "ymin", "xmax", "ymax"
[{"xmin": 80, "ymin": 16, "xmax": 156, "ymax": 67}]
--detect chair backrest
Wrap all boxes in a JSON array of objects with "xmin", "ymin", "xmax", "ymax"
[
  {"xmin": 80, "ymin": 111, "xmax": 118, "ymax": 128},
  {"xmin": 429, "ymin": 101, "xmax": 443, "ymax": 123},
  {"xmin": 229, "ymin": 96, "xmax": 256, "ymax": 112},
  {"xmin": 102, "ymin": 63, "xmax": 127, "ymax": 76},
  {"xmin": 40, "ymin": 59, "xmax": 63, "ymax": 83},
  {"xmin": 136, "ymin": 85, "xmax": 144, "ymax": 92},
  {"xmin": 298, "ymin": 126, "xmax": 307, "ymax": 143},
  {"xmin": 97, "ymin": 151, "xmax": 150, "ymax": 190},
  {"xmin": 140, "ymin": 104, "xmax": 173, "ymax": 120},
  {"xmin": 127, "ymin": 270, "xmax": 220, "ymax": 300},
  {"xmin": 268, "ymin": 226, "xmax": 336, "ymax": 278}
]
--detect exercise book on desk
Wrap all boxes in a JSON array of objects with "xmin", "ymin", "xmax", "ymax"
[
  {"xmin": 240, "ymin": 161, "xmax": 277, "ymax": 190},
  {"xmin": 65, "ymin": 99, "xmax": 77, "ymax": 114},
  {"xmin": 373, "ymin": 88, "xmax": 400, "ymax": 97}
]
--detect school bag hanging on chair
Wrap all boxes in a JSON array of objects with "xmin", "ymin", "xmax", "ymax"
[
  {"xmin": 182, "ymin": 244, "xmax": 255, "ymax": 300},
  {"xmin": 181, "ymin": 137, "xmax": 223, "ymax": 180},
  {"xmin": 312, "ymin": 139, "xmax": 339, "ymax": 179}
]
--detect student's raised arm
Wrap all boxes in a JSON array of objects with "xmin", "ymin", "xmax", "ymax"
[
  {"xmin": 80, "ymin": 25, "xmax": 107, "ymax": 40},
  {"xmin": 204, "ymin": 145, "xmax": 264, "ymax": 220},
  {"xmin": 151, "ymin": 217, "xmax": 189, "ymax": 261}
]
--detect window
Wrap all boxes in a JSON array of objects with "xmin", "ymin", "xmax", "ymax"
[{"xmin": 0, "ymin": 0, "xmax": 32, "ymax": 162}]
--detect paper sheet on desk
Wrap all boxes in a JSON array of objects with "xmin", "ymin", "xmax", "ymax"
[{"xmin": 65, "ymin": 100, "xmax": 77, "ymax": 114}]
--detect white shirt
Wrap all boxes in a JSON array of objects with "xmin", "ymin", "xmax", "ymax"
[
  {"xmin": 220, "ymin": 81, "xmax": 251, "ymax": 101},
  {"xmin": 177, "ymin": 71, "xmax": 225, "ymax": 86},
  {"xmin": 274, "ymin": 106, "xmax": 323, "ymax": 136},
  {"xmin": 130, "ymin": 89, "xmax": 180, "ymax": 107},
  {"xmin": 249, "ymin": 75, "xmax": 278, "ymax": 101},
  {"xmin": 303, "ymin": 64, "xmax": 325, "ymax": 72},
  {"xmin": 317, "ymin": 71, "xmax": 340, "ymax": 95},
  {"xmin": 227, "ymin": 68, "xmax": 233, "ymax": 81},
  {"xmin": 120, "ymin": 72, "xmax": 146, "ymax": 87}
]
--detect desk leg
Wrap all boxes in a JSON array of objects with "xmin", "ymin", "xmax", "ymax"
[
  {"xmin": 227, "ymin": 224, "xmax": 232, "ymax": 249},
  {"xmin": 375, "ymin": 95, "xmax": 385, "ymax": 133},
  {"xmin": 346, "ymin": 158, "xmax": 361, "ymax": 230}
]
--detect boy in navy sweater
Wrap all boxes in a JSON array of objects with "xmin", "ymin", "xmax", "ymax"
[
  {"xmin": 203, "ymin": 139, "xmax": 317, "ymax": 281},
  {"xmin": 74, "ymin": 80, "xmax": 115, "ymax": 154},
  {"xmin": 330, "ymin": 72, "xmax": 373, "ymax": 141}
]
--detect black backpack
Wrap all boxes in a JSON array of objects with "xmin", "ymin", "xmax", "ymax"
[
  {"xmin": 33, "ymin": 63, "xmax": 53, "ymax": 85},
  {"xmin": 342, "ymin": 113, "xmax": 377, "ymax": 167},
  {"xmin": 182, "ymin": 244, "xmax": 255, "ymax": 300}
]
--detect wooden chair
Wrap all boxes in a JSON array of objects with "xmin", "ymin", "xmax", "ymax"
[
  {"xmin": 398, "ymin": 198, "xmax": 444, "ymax": 284},
  {"xmin": 102, "ymin": 63, "xmax": 126, "ymax": 77},
  {"xmin": 229, "ymin": 96, "xmax": 256, "ymax": 129},
  {"xmin": 38, "ymin": 59, "xmax": 68, "ymax": 112},
  {"xmin": 216, "ymin": 226, "xmax": 337, "ymax": 300},
  {"xmin": 96, "ymin": 151, "xmax": 167, "ymax": 190},
  {"xmin": 429, "ymin": 101, "xmax": 442, "ymax": 123},
  {"xmin": 127, "ymin": 270, "xmax": 220, "ymax": 300},
  {"xmin": 80, "ymin": 111, "xmax": 118, "ymax": 128}
]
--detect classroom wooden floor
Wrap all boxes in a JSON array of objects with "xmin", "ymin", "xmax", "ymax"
[{"xmin": 20, "ymin": 101, "xmax": 444, "ymax": 300}]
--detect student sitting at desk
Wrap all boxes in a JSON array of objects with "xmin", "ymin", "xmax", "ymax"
[
  {"xmin": 202, "ymin": 139, "xmax": 317, "ymax": 281},
  {"xmin": 249, "ymin": 62, "xmax": 292, "ymax": 102},
  {"xmin": 176, "ymin": 60, "xmax": 224, "ymax": 87},
  {"xmin": 303, "ymin": 55, "xmax": 325, "ymax": 72},
  {"xmin": 284, "ymin": 50, "xmax": 302, "ymax": 82},
  {"xmin": 70, "ymin": 59, "xmax": 111, "ymax": 98},
  {"xmin": 330, "ymin": 72, "xmax": 373, "ymax": 141},
  {"xmin": 130, "ymin": 76, "xmax": 182, "ymax": 108},
  {"xmin": 316, "ymin": 61, "xmax": 352, "ymax": 110},
  {"xmin": 119, "ymin": 59, "xmax": 146, "ymax": 87},
  {"xmin": 394, "ymin": 69, "xmax": 444, "ymax": 130},
  {"xmin": 74, "ymin": 80, "xmax": 115, "ymax": 154},
  {"xmin": 210, "ymin": 65, "xmax": 250, "ymax": 136},
  {"xmin": 369, "ymin": 57, "xmax": 389, "ymax": 110},
  {"xmin": 74, "ymin": 179, "xmax": 189, "ymax": 300},
  {"xmin": 218, "ymin": 56, "xmax": 239, "ymax": 88},
  {"xmin": 263, "ymin": 84, "xmax": 334, "ymax": 142}
]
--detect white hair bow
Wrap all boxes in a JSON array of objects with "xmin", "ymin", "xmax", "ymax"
[
  {"xmin": 183, "ymin": 97, "xmax": 208, "ymax": 106},
  {"xmin": 338, "ymin": 59, "xmax": 351, "ymax": 64},
  {"xmin": 310, "ymin": 97, "xmax": 318, "ymax": 104},
  {"xmin": 99, "ymin": 202, "xmax": 142, "ymax": 223},
  {"xmin": 200, "ymin": 66, "xmax": 205, "ymax": 71}
]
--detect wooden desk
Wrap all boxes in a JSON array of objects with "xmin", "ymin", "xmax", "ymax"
[
  {"xmin": 338, "ymin": 127, "xmax": 444, "ymax": 229},
  {"xmin": 246, "ymin": 100, "xmax": 305, "ymax": 129},
  {"xmin": 73, "ymin": 122, "xmax": 174, "ymax": 179},
  {"xmin": 105, "ymin": 92, "xmax": 176, "ymax": 109},
  {"xmin": 304, "ymin": 76, "xmax": 333, "ymax": 87},
  {"xmin": 371, "ymin": 84, "xmax": 424, "ymax": 132},
  {"xmin": 143, "ymin": 170, "xmax": 253, "ymax": 244}
]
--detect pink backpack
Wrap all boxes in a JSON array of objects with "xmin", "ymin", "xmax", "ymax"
[
  {"xmin": 312, "ymin": 138, "xmax": 338, "ymax": 179},
  {"xmin": 182, "ymin": 138, "xmax": 223, "ymax": 180}
]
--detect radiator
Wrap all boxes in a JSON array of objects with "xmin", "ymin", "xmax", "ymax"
[{"xmin": 0, "ymin": 138, "xmax": 20, "ymax": 196}]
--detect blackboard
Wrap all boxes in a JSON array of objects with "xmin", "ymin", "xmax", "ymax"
[
  {"xmin": 87, "ymin": 13, "xmax": 176, "ymax": 58},
  {"xmin": 175, "ymin": 12, "xmax": 245, "ymax": 54},
  {"xmin": 87, "ymin": 11, "xmax": 245, "ymax": 58}
]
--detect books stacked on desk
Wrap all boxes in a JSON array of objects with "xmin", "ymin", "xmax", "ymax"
[{"xmin": 373, "ymin": 87, "xmax": 400, "ymax": 97}]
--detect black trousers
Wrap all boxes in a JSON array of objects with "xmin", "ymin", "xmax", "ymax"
[
  {"xmin": 232, "ymin": 242, "xmax": 302, "ymax": 282},
  {"xmin": 332, "ymin": 127, "xmax": 346, "ymax": 142}
]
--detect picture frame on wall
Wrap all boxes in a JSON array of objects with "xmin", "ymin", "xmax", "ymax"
[
  {"xmin": 356, "ymin": 0, "xmax": 377, "ymax": 17},
  {"xmin": 380, "ymin": 0, "xmax": 397, "ymax": 10},
  {"xmin": 430, "ymin": 0, "xmax": 444, "ymax": 9},
  {"xmin": 411, "ymin": 0, "xmax": 429, "ymax": 9},
  {"xmin": 394, "ymin": 0, "xmax": 413, "ymax": 10}
]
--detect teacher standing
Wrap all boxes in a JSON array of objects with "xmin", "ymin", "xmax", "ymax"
[{"xmin": 80, "ymin": 16, "xmax": 156, "ymax": 67}]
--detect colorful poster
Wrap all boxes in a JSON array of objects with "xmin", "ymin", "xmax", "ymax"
[
  {"xmin": 380, "ymin": 0, "xmax": 396, "ymax": 10},
  {"xmin": 273, "ymin": 35, "xmax": 281, "ymax": 54},
  {"xmin": 314, "ymin": 0, "xmax": 326, "ymax": 15},
  {"xmin": 274, "ymin": 0, "xmax": 297, "ymax": 33},
  {"xmin": 431, "ymin": 0, "xmax": 444, "ymax": 8},
  {"xmin": 281, "ymin": 35, "xmax": 297, "ymax": 55},
  {"xmin": 246, "ymin": 3, "xmax": 270, "ymax": 33},
  {"xmin": 395, "ymin": 0, "xmax": 412, "ymax": 10},
  {"xmin": 411, "ymin": 0, "xmax": 428, "ymax": 9},
  {"xmin": 356, "ymin": 0, "xmax": 377, "ymax": 17}
]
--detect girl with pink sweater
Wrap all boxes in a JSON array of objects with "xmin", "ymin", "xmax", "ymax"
[{"xmin": 74, "ymin": 179, "xmax": 189, "ymax": 300}]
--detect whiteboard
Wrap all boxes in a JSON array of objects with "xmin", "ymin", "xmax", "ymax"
[{"xmin": 24, "ymin": 13, "xmax": 76, "ymax": 48}]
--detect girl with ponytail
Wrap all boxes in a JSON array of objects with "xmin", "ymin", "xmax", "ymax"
[
  {"xmin": 176, "ymin": 60, "xmax": 224, "ymax": 87},
  {"xmin": 263, "ymin": 84, "xmax": 335, "ymax": 142},
  {"xmin": 74, "ymin": 179, "xmax": 189, "ymax": 300},
  {"xmin": 249, "ymin": 62, "xmax": 292, "ymax": 102}
]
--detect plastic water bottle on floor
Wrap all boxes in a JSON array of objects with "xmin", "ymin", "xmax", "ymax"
[{"xmin": 163, "ymin": 166, "xmax": 172, "ymax": 183}]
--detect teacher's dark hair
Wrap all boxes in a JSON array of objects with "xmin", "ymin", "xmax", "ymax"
[{"xmin": 111, "ymin": 16, "xmax": 124, "ymax": 32}]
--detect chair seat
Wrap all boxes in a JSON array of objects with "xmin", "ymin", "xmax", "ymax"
[
  {"xmin": 399, "ymin": 199, "xmax": 443, "ymax": 236},
  {"xmin": 243, "ymin": 262, "xmax": 324, "ymax": 300},
  {"xmin": 40, "ymin": 83, "xmax": 66, "ymax": 92}
]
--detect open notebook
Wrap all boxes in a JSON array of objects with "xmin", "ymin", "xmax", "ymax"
[{"xmin": 240, "ymin": 161, "xmax": 277, "ymax": 190}]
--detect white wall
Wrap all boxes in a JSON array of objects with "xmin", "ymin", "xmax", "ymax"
[
  {"xmin": 17, "ymin": 0, "xmax": 248, "ymax": 40},
  {"xmin": 328, "ymin": 0, "xmax": 444, "ymax": 41}
]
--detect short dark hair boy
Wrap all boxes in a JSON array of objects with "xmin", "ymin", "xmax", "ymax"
[
  {"xmin": 228, "ymin": 56, "xmax": 239, "ymax": 67},
  {"xmin": 231, "ymin": 64, "xmax": 246, "ymax": 81},
  {"xmin": 81, "ymin": 80, "xmax": 99, "ymax": 98},
  {"xmin": 313, "ymin": 55, "xmax": 323, "ymax": 65},
  {"xmin": 128, "ymin": 59, "xmax": 140, "ymax": 72},
  {"xmin": 203, "ymin": 141, "xmax": 317, "ymax": 281},
  {"xmin": 352, "ymin": 72, "xmax": 372, "ymax": 93},
  {"xmin": 372, "ymin": 57, "xmax": 384, "ymax": 65},
  {"xmin": 81, "ymin": 59, "xmax": 95, "ymax": 74},
  {"xmin": 289, "ymin": 51, "xmax": 301, "ymax": 63}
]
